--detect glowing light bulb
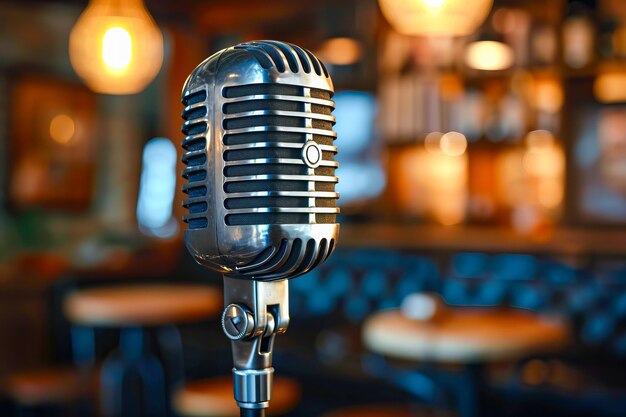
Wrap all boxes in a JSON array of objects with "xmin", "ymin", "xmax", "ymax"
[
  {"xmin": 102, "ymin": 27, "xmax": 132, "ymax": 70},
  {"xmin": 69, "ymin": 0, "xmax": 163, "ymax": 95},
  {"xmin": 378, "ymin": 0, "xmax": 492, "ymax": 36},
  {"xmin": 423, "ymin": 0, "xmax": 446, "ymax": 9}
]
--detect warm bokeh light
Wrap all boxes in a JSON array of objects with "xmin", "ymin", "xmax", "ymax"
[
  {"xmin": 523, "ymin": 150, "xmax": 563, "ymax": 178},
  {"xmin": 424, "ymin": 131, "xmax": 443, "ymax": 154},
  {"xmin": 533, "ymin": 77, "xmax": 563, "ymax": 113},
  {"xmin": 69, "ymin": 0, "xmax": 163, "ymax": 95},
  {"xmin": 316, "ymin": 38, "xmax": 363, "ymax": 66},
  {"xmin": 440, "ymin": 131, "xmax": 467, "ymax": 156},
  {"xmin": 492, "ymin": 7, "xmax": 527, "ymax": 34},
  {"xmin": 613, "ymin": 25, "xmax": 626, "ymax": 58},
  {"xmin": 594, "ymin": 64, "xmax": 626, "ymax": 104},
  {"xmin": 537, "ymin": 179, "xmax": 564, "ymax": 209},
  {"xmin": 523, "ymin": 131, "xmax": 564, "ymax": 178},
  {"xmin": 495, "ymin": 131, "xmax": 565, "ymax": 232},
  {"xmin": 526, "ymin": 130, "xmax": 555, "ymax": 151},
  {"xmin": 428, "ymin": 152, "xmax": 468, "ymax": 225},
  {"xmin": 465, "ymin": 40, "xmax": 514, "ymax": 71},
  {"xmin": 563, "ymin": 16, "xmax": 594, "ymax": 69},
  {"xmin": 49, "ymin": 114, "xmax": 76, "ymax": 145},
  {"xmin": 396, "ymin": 146, "xmax": 467, "ymax": 225},
  {"xmin": 378, "ymin": 0, "xmax": 493, "ymax": 37}
]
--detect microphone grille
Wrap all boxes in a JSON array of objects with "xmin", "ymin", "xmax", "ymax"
[
  {"xmin": 180, "ymin": 41, "xmax": 340, "ymax": 280},
  {"xmin": 181, "ymin": 87, "xmax": 209, "ymax": 230},
  {"xmin": 221, "ymin": 80, "xmax": 338, "ymax": 227},
  {"xmin": 234, "ymin": 41, "xmax": 330, "ymax": 77}
]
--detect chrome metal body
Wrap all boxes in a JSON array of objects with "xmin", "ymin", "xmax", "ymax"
[
  {"xmin": 180, "ymin": 41, "xmax": 339, "ymax": 412},
  {"xmin": 181, "ymin": 41, "xmax": 339, "ymax": 281},
  {"xmin": 222, "ymin": 277, "xmax": 288, "ymax": 409}
]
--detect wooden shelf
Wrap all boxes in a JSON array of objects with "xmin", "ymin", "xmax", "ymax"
[{"xmin": 340, "ymin": 223, "xmax": 626, "ymax": 256}]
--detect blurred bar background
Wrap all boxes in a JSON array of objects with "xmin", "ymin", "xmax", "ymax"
[{"xmin": 1, "ymin": 0, "xmax": 626, "ymax": 416}]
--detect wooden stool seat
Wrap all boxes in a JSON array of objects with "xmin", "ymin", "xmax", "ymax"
[
  {"xmin": 64, "ymin": 284, "xmax": 222, "ymax": 326},
  {"xmin": 363, "ymin": 304, "xmax": 569, "ymax": 363},
  {"xmin": 320, "ymin": 404, "xmax": 452, "ymax": 417},
  {"xmin": 173, "ymin": 376, "xmax": 300, "ymax": 417},
  {"xmin": 4, "ymin": 368, "xmax": 85, "ymax": 406}
]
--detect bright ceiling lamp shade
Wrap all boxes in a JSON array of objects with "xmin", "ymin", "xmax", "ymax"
[
  {"xmin": 69, "ymin": 0, "xmax": 163, "ymax": 95},
  {"xmin": 378, "ymin": 0, "xmax": 493, "ymax": 37},
  {"xmin": 465, "ymin": 40, "xmax": 514, "ymax": 71}
]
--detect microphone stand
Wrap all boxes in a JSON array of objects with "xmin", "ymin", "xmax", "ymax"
[{"xmin": 221, "ymin": 276, "xmax": 290, "ymax": 416}]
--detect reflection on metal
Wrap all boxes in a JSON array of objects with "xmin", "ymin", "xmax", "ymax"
[
  {"xmin": 181, "ymin": 41, "xmax": 339, "ymax": 279},
  {"xmin": 222, "ymin": 277, "xmax": 289, "ymax": 410},
  {"xmin": 180, "ymin": 41, "xmax": 341, "ymax": 413}
]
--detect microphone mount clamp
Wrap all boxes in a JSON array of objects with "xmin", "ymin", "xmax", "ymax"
[{"xmin": 221, "ymin": 276, "xmax": 290, "ymax": 410}]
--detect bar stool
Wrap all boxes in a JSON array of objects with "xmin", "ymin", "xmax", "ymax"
[
  {"xmin": 362, "ymin": 293, "xmax": 570, "ymax": 417},
  {"xmin": 173, "ymin": 376, "xmax": 300, "ymax": 417},
  {"xmin": 64, "ymin": 284, "xmax": 221, "ymax": 417}
]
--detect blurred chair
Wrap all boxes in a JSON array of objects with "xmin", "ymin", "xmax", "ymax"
[
  {"xmin": 63, "ymin": 284, "xmax": 221, "ymax": 417},
  {"xmin": 290, "ymin": 249, "xmax": 440, "ymax": 322},
  {"xmin": 173, "ymin": 376, "xmax": 300, "ymax": 417}
]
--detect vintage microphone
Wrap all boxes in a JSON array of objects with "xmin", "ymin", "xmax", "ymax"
[{"xmin": 180, "ymin": 41, "xmax": 339, "ymax": 417}]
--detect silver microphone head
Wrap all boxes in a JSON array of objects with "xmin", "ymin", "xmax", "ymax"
[
  {"xmin": 181, "ymin": 41, "xmax": 339, "ymax": 413},
  {"xmin": 181, "ymin": 40, "xmax": 339, "ymax": 281}
]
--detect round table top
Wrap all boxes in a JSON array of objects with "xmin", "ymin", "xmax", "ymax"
[
  {"xmin": 64, "ymin": 284, "xmax": 222, "ymax": 326},
  {"xmin": 173, "ymin": 376, "xmax": 300, "ymax": 417},
  {"xmin": 363, "ymin": 307, "xmax": 570, "ymax": 363},
  {"xmin": 4, "ymin": 368, "xmax": 85, "ymax": 406}
]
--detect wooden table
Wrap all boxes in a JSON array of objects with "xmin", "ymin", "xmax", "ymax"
[
  {"xmin": 64, "ymin": 284, "xmax": 222, "ymax": 327},
  {"xmin": 63, "ymin": 283, "xmax": 222, "ymax": 417},
  {"xmin": 363, "ymin": 308, "xmax": 569, "ymax": 364},
  {"xmin": 362, "ymin": 294, "xmax": 570, "ymax": 417}
]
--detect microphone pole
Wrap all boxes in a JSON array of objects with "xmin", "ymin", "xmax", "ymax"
[{"xmin": 180, "ymin": 41, "xmax": 340, "ymax": 416}]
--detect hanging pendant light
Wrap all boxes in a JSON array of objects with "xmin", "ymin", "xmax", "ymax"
[
  {"xmin": 69, "ymin": 0, "xmax": 163, "ymax": 95},
  {"xmin": 378, "ymin": 0, "xmax": 493, "ymax": 37}
]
